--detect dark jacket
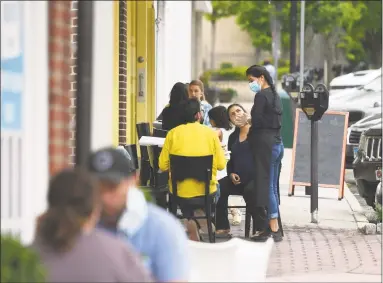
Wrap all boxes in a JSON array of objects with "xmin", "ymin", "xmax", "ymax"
[
  {"xmin": 226, "ymin": 127, "xmax": 240, "ymax": 177},
  {"xmin": 161, "ymin": 104, "xmax": 185, "ymax": 131}
]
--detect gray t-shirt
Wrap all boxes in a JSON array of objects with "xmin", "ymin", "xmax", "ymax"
[{"xmin": 32, "ymin": 229, "xmax": 153, "ymax": 282}]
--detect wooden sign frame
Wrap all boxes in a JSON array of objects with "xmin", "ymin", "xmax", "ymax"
[{"xmin": 288, "ymin": 109, "xmax": 349, "ymax": 200}]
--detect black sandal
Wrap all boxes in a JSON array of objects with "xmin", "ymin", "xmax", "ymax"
[{"xmin": 250, "ymin": 229, "xmax": 270, "ymax": 242}]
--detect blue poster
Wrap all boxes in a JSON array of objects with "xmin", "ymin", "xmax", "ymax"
[{"xmin": 1, "ymin": 1, "xmax": 23, "ymax": 131}]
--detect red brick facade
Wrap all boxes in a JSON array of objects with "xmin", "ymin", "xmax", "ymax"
[
  {"xmin": 48, "ymin": 1, "xmax": 72, "ymax": 175},
  {"xmin": 69, "ymin": 1, "xmax": 78, "ymax": 164}
]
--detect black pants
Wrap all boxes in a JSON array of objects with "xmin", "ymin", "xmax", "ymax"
[{"xmin": 216, "ymin": 176, "xmax": 268, "ymax": 231}]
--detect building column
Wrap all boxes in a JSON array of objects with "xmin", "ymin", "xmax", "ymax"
[{"xmin": 48, "ymin": 1, "xmax": 72, "ymax": 175}]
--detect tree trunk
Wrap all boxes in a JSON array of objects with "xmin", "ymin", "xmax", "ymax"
[
  {"xmin": 255, "ymin": 47, "xmax": 262, "ymax": 63},
  {"xmin": 324, "ymin": 36, "xmax": 335, "ymax": 83},
  {"xmin": 210, "ymin": 20, "xmax": 216, "ymax": 69}
]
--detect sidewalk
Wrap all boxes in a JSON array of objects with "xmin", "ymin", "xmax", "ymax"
[
  {"xmin": 228, "ymin": 148, "xmax": 382, "ymax": 281},
  {"xmin": 266, "ymin": 272, "xmax": 382, "ymax": 282}
]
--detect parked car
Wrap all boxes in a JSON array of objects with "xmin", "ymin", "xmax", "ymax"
[
  {"xmin": 353, "ymin": 119, "xmax": 382, "ymax": 207},
  {"xmin": 328, "ymin": 74, "xmax": 382, "ymax": 126},
  {"xmin": 375, "ymin": 174, "xmax": 382, "ymax": 206},
  {"xmin": 345, "ymin": 111, "xmax": 381, "ymax": 168},
  {"xmin": 329, "ymin": 68, "xmax": 381, "ymax": 96}
]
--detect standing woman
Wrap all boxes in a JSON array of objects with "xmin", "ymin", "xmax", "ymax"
[{"xmin": 235, "ymin": 65, "xmax": 284, "ymax": 242}]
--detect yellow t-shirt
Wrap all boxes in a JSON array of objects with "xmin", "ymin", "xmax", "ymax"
[{"xmin": 159, "ymin": 122, "xmax": 226, "ymax": 198}]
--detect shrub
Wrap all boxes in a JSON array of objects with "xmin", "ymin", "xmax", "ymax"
[
  {"xmin": 277, "ymin": 66, "xmax": 290, "ymax": 79},
  {"xmin": 220, "ymin": 62, "xmax": 233, "ymax": 69},
  {"xmin": 201, "ymin": 62, "xmax": 291, "ymax": 82},
  {"xmin": 376, "ymin": 203, "xmax": 382, "ymax": 223},
  {"xmin": 219, "ymin": 88, "xmax": 238, "ymax": 103},
  {"xmin": 1, "ymin": 234, "xmax": 46, "ymax": 283}
]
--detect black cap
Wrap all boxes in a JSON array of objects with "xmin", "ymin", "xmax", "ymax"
[{"xmin": 87, "ymin": 146, "xmax": 136, "ymax": 184}]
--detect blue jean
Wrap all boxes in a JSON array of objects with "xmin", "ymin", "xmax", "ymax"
[
  {"xmin": 268, "ymin": 142, "xmax": 284, "ymax": 219},
  {"xmin": 215, "ymin": 183, "xmax": 221, "ymax": 203}
]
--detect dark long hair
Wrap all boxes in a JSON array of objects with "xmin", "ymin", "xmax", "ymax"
[
  {"xmin": 245, "ymin": 65, "xmax": 282, "ymax": 115},
  {"xmin": 169, "ymin": 82, "xmax": 188, "ymax": 105},
  {"xmin": 208, "ymin": 106, "xmax": 232, "ymax": 131},
  {"xmin": 37, "ymin": 168, "xmax": 99, "ymax": 252}
]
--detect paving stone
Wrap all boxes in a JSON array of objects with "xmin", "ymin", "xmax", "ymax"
[
  {"xmin": 221, "ymin": 222, "xmax": 381, "ymax": 278},
  {"xmin": 363, "ymin": 223, "xmax": 377, "ymax": 235}
]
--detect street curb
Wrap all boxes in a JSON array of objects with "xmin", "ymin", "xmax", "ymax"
[{"xmin": 343, "ymin": 183, "xmax": 377, "ymax": 234}]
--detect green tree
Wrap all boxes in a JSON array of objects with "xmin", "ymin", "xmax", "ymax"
[{"xmin": 207, "ymin": 1, "xmax": 381, "ymax": 70}]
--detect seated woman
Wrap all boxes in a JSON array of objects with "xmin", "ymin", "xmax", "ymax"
[
  {"xmin": 157, "ymin": 82, "xmax": 189, "ymax": 131},
  {"xmin": 188, "ymin": 79, "xmax": 212, "ymax": 126},
  {"xmin": 208, "ymin": 106, "xmax": 242, "ymax": 226},
  {"xmin": 216, "ymin": 104, "xmax": 265, "ymax": 236},
  {"xmin": 32, "ymin": 168, "xmax": 153, "ymax": 282}
]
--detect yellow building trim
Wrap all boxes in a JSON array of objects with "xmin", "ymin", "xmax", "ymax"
[
  {"xmin": 147, "ymin": 1, "xmax": 156, "ymax": 124},
  {"xmin": 136, "ymin": 0, "xmax": 148, "ymax": 124},
  {"xmin": 112, "ymin": 1, "xmax": 119, "ymax": 146}
]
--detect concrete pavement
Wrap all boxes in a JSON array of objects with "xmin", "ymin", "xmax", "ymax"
[{"xmin": 226, "ymin": 148, "xmax": 382, "ymax": 282}]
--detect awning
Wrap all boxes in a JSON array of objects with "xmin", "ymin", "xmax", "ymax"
[{"xmin": 194, "ymin": 0, "xmax": 213, "ymax": 14}]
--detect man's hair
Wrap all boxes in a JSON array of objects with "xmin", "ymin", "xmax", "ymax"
[
  {"xmin": 263, "ymin": 58, "xmax": 272, "ymax": 66},
  {"xmin": 182, "ymin": 98, "xmax": 201, "ymax": 123}
]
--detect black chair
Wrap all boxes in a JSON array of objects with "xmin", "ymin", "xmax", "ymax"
[
  {"xmin": 123, "ymin": 144, "xmax": 139, "ymax": 169},
  {"xmin": 169, "ymin": 154, "xmax": 216, "ymax": 243},
  {"xmin": 227, "ymin": 198, "xmax": 253, "ymax": 238},
  {"xmin": 136, "ymin": 123, "xmax": 152, "ymax": 186},
  {"xmin": 153, "ymin": 128, "xmax": 168, "ymax": 138},
  {"xmin": 147, "ymin": 145, "xmax": 169, "ymax": 209},
  {"xmin": 122, "ymin": 144, "xmax": 155, "ymax": 202}
]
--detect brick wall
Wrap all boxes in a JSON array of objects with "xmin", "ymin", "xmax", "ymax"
[
  {"xmin": 119, "ymin": 1, "xmax": 127, "ymax": 145},
  {"xmin": 69, "ymin": 0, "xmax": 78, "ymax": 164},
  {"xmin": 48, "ymin": 1, "xmax": 72, "ymax": 176}
]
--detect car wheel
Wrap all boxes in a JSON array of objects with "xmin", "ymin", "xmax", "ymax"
[
  {"xmin": 365, "ymin": 195, "xmax": 375, "ymax": 207},
  {"xmin": 375, "ymin": 182, "xmax": 382, "ymax": 205},
  {"xmin": 356, "ymin": 179, "xmax": 379, "ymax": 207}
]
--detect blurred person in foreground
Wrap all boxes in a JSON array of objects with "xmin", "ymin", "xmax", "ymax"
[
  {"xmin": 159, "ymin": 98, "xmax": 226, "ymax": 241},
  {"xmin": 88, "ymin": 147, "xmax": 189, "ymax": 282},
  {"xmin": 157, "ymin": 82, "xmax": 189, "ymax": 131},
  {"xmin": 32, "ymin": 168, "xmax": 153, "ymax": 283}
]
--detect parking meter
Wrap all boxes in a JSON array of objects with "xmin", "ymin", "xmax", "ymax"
[
  {"xmin": 282, "ymin": 74, "xmax": 298, "ymax": 93},
  {"xmin": 300, "ymin": 83, "xmax": 329, "ymax": 121}
]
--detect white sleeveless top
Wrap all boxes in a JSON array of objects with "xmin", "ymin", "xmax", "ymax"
[{"xmin": 213, "ymin": 127, "xmax": 231, "ymax": 180}]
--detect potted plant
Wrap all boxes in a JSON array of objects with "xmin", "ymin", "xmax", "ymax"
[
  {"xmin": 219, "ymin": 88, "xmax": 238, "ymax": 103},
  {"xmin": 1, "ymin": 233, "xmax": 46, "ymax": 283}
]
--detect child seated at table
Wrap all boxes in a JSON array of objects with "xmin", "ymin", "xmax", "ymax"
[{"xmin": 188, "ymin": 80, "xmax": 212, "ymax": 126}]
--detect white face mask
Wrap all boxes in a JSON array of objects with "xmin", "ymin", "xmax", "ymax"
[{"xmin": 117, "ymin": 187, "xmax": 148, "ymax": 237}]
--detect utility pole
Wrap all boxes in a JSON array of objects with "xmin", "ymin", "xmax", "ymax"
[
  {"xmin": 289, "ymin": 1, "xmax": 297, "ymax": 73},
  {"xmin": 75, "ymin": 1, "xmax": 93, "ymax": 166}
]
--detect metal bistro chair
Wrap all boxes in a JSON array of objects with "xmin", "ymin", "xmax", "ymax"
[
  {"xmin": 227, "ymin": 196, "xmax": 254, "ymax": 238},
  {"xmin": 147, "ymin": 145, "xmax": 169, "ymax": 209},
  {"xmin": 169, "ymin": 154, "xmax": 216, "ymax": 243},
  {"xmin": 153, "ymin": 128, "xmax": 168, "ymax": 138},
  {"xmin": 136, "ymin": 123, "xmax": 152, "ymax": 186}
]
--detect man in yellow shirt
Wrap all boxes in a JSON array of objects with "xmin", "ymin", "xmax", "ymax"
[{"xmin": 159, "ymin": 98, "xmax": 226, "ymax": 199}]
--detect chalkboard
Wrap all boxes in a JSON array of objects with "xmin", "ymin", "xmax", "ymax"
[{"xmin": 289, "ymin": 109, "xmax": 349, "ymax": 199}]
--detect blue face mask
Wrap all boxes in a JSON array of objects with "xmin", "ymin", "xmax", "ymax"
[{"xmin": 249, "ymin": 81, "xmax": 261, "ymax": 93}]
